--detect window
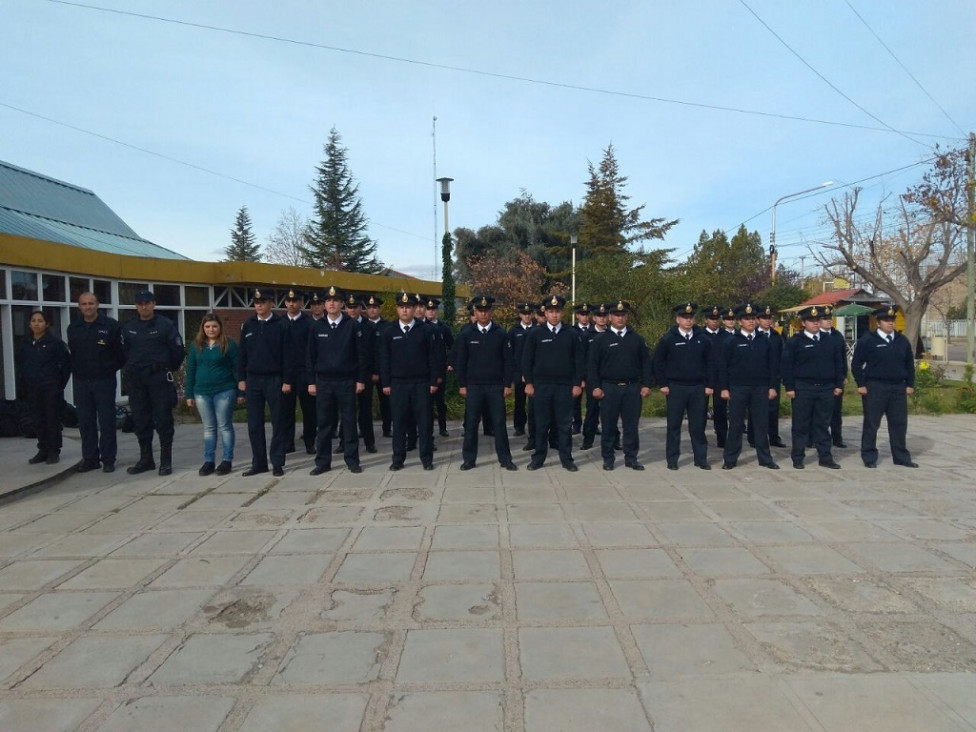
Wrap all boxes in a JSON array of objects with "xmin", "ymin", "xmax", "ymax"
[
  {"xmin": 119, "ymin": 283, "xmax": 148, "ymax": 306},
  {"xmin": 69, "ymin": 277, "xmax": 91, "ymax": 303},
  {"xmin": 93, "ymin": 279, "xmax": 112, "ymax": 305},
  {"xmin": 11, "ymin": 271, "xmax": 38, "ymax": 301},
  {"xmin": 153, "ymin": 284, "xmax": 180, "ymax": 307},
  {"xmin": 0, "ymin": 268, "xmax": 6, "ymax": 299},
  {"xmin": 184, "ymin": 286, "xmax": 210, "ymax": 307},
  {"xmin": 42, "ymin": 274, "xmax": 66, "ymax": 303}
]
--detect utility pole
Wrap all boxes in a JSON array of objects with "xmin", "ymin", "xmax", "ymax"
[{"xmin": 966, "ymin": 132, "xmax": 975, "ymax": 366}]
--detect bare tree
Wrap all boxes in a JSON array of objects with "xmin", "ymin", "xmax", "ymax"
[
  {"xmin": 817, "ymin": 149, "xmax": 969, "ymax": 349},
  {"xmin": 264, "ymin": 207, "xmax": 311, "ymax": 267}
]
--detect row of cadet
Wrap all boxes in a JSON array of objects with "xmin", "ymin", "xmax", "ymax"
[{"xmin": 20, "ymin": 288, "xmax": 915, "ymax": 477}]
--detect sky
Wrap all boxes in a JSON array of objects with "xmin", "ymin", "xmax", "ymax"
[{"xmin": 3, "ymin": 0, "xmax": 974, "ymax": 282}]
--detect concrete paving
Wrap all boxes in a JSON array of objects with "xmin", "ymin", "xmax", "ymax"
[{"xmin": 0, "ymin": 415, "xmax": 974, "ymax": 731}]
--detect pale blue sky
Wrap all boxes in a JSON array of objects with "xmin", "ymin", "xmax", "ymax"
[{"xmin": 3, "ymin": 0, "xmax": 973, "ymax": 280}]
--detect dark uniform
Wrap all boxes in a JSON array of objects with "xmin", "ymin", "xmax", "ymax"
[
  {"xmin": 581, "ymin": 304, "xmax": 610, "ymax": 450},
  {"xmin": 522, "ymin": 295, "xmax": 584, "ymax": 471},
  {"xmin": 424, "ymin": 298, "xmax": 454, "ymax": 437},
  {"xmin": 506, "ymin": 302, "xmax": 536, "ymax": 438},
  {"xmin": 699, "ymin": 305, "xmax": 730, "ymax": 448},
  {"xmin": 851, "ymin": 305, "xmax": 917, "ymax": 468},
  {"xmin": 237, "ymin": 289, "xmax": 291, "ymax": 476},
  {"xmin": 122, "ymin": 291, "xmax": 185, "ymax": 475},
  {"xmin": 716, "ymin": 303, "xmax": 779, "ymax": 469},
  {"xmin": 571, "ymin": 303, "xmax": 592, "ymax": 433},
  {"xmin": 380, "ymin": 292, "xmax": 440, "ymax": 469},
  {"xmin": 67, "ymin": 310, "xmax": 124, "ymax": 471},
  {"xmin": 781, "ymin": 306, "xmax": 846, "ymax": 468},
  {"xmin": 748, "ymin": 306, "xmax": 786, "ymax": 448},
  {"xmin": 348, "ymin": 298, "xmax": 378, "ymax": 453},
  {"xmin": 19, "ymin": 325, "xmax": 71, "ymax": 464},
  {"xmin": 653, "ymin": 302, "xmax": 713, "ymax": 469},
  {"xmin": 456, "ymin": 295, "xmax": 516, "ymax": 469},
  {"xmin": 280, "ymin": 289, "xmax": 317, "ymax": 454},
  {"xmin": 816, "ymin": 306, "xmax": 848, "ymax": 447},
  {"xmin": 308, "ymin": 288, "xmax": 368, "ymax": 473},
  {"xmin": 365, "ymin": 295, "xmax": 392, "ymax": 437},
  {"xmin": 587, "ymin": 300, "xmax": 652, "ymax": 470}
]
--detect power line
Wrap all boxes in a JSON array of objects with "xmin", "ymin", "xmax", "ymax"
[
  {"xmin": 42, "ymin": 0, "xmax": 963, "ymax": 142},
  {"xmin": 736, "ymin": 0, "xmax": 926, "ymax": 147},
  {"xmin": 843, "ymin": 0, "xmax": 966, "ymax": 136}
]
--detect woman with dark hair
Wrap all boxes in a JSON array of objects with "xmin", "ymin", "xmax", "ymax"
[
  {"xmin": 185, "ymin": 313, "xmax": 242, "ymax": 475},
  {"xmin": 19, "ymin": 310, "xmax": 71, "ymax": 464}
]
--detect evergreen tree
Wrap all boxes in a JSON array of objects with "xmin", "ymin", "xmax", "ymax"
[
  {"xmin": 577, "ymin": 143, "xmax": 677, "ymax": 258},
  {"xmin": 301, "ymin": 127, "xmax": 383, "ymax": 273},
  {"xmin": 224, "ymin": 205, "xmax": 261, "ymax": 262}
]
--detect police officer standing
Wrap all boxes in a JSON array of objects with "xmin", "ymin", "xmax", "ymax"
[
  {"xmin": 68, "ymin": 292, "xmax": 125, "ymax": 473},
  {"xmin": 781, "ymin": 306, "xmax": 845, "ymax": 470},
  {"xmin": 571, "ymin": 303, "xmax": 592, "ymax": 434},
  {"xmin": 588, "ymin": 300, "xmax": 652, "ymax": 470},
  {"xmin": 817, "ymin": 306, "xmax": 848, "ymax": 448},
  {"xmin": 237, "ymin": 288, "xmax": 291, "ymax": 477},
  {"xmin": 280, "ymin": 288, "xmax": 316, "ymax": 454},
  {"xmin": 122, "ymin": 290, "xmax": 185, "ymax": 475},
  {"xmin": 717, "ymin": 303, "xmax": 780, "ymax": 470},
  {"xmin": 425, "ymin": 298, "xmax": 454, "ymax": 437},
  {"xmin": 653, "ymin": 302, "xmax": 713, "ymax": 470},
  {"xmin": 751, "ymin": 305, "xmax": 787, "ymax": 448},
  {"xmin": 308, "ymin": 286, "xmax": 368, "ymax": 474},
  {"xmin": 581, "ymin": 303, "xmax": 611, "ymax": 451},
  {"xmin": 341, "ymin": 294, "xmax": 377, "ymax": 454},
  {"xmin": 699, "ymin": 304, "xmax": 730, "ymax": 448},
  {"xmin": 507, "ymin": 302, "xmax": 536, "ymax": 439},
  {"xmin": 364, "ymin": 295, "xmax": 391, "ymax": 437},
  {"xmin": 456, "ymin": 295, "xmax": 517, "ymax": 471},
  {"xmin": 380, "ymin": 292, "xmax": 439, "ymax": 470},
  {"xmin": 522, "ymin": 295, "xmax": 583, "ymax": 472},
  {"xmin": 851, "ymin": 305, "xmax": 918, "ymax": 468}
]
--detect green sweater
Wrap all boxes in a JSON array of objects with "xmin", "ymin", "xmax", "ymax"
[{"xmin": 185, "ymin": 339, "xmax": 240, "ymax": 397}]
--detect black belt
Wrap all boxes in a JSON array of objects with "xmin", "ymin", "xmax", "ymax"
[
  {"xmin": 797, "ymin": 380, "xmax": 831, "ymax": 387},
  {"xmin": 605, "ymin": 380, "xmax": 638, "ymax": 386}
]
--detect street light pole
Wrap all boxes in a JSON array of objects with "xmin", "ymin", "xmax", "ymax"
[
  {"xmin": 436, "ymin": 177, "xmax": 455, "ymax": 325},
  {"xmin": 570, "ymin": 233, "xmax": 578, "ymax": 307},
  {"xmin": 771, "ymin": 181, "xmax": 834, "ymax": 283}
]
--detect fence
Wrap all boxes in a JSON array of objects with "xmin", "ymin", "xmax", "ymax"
[{"xmin": 923, "ymin": 319, "xmax": 972, "ymax": 338}]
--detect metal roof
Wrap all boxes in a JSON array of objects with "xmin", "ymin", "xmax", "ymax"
[{"xmin": 0, "ymin": 160, "xmax": 188, "ymax": 260}]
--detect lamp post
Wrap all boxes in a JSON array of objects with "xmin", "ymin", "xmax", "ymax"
[
  {"xmin": 436, "ymin": 177, "xmax": 453, "ymax": 234},
  {"xmin": 770, "ymin": 181, "xmax": 834, "ymax": 282},
  {"xmin": 570, "ymin": 233, "xmax": 578, "ymax": 306},
  {"xmin": 436, "ymin": 177, "xmax": 456, "ymax": 325}
]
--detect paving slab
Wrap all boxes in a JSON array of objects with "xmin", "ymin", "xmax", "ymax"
[
  {"xmin": 148, "ymin": 632, "xmax": 275, "ymax": 685},
  {"xmin": 237, "ymin": 693, "xmax": 368, "ymax": 732},
  {"xmin": 98, "ymin": 695, "xmax": 236, "ymax": 732}
]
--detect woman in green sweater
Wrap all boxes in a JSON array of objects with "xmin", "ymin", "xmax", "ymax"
[{"xmin": 185, "ymin": 313, "xmax": 242, "ymax": 475}]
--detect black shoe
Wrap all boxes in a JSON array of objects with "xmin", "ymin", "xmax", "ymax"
[
  {"xmin": 423, "ymin": 463, "xmax": 434, "ymax": 471},
  {"xmin": 272, "ymin": 465, "xmax": 284, "ymax": 477},
  {"xmin": 310, "ymin": 465, "xmax": 330, "ymax": 475},
  {"xmin": 347, "ymin": 464, "xmax": 363, "ymax": 474},
  {"xmin": 792, "ymin": 461, "xmax": 804, "ymax": 470},
  {"xmin": 382, "ymin": 430, "xmax": 392, "ymax": 438},
  {"xmin": 522, "ymin": 442, "xmax": 534, "ymax": 451},
  {"xmin": 459, "ymin": 462, "xmax": 476, "ymax": 471},
  {"xmin": 501, "ymin": 462, "xmax": 518, "ymax": 471},
  {"xmin": 722, "ymin": 462, "xmax": 735, "ymax": 470},
  {"xmin": 215, "ymin": 461, "xmax": 232, "ymax": 475},
  {"xmin": 439, "ymin": 429, "xmax": 449, "ymax": 437},
  {"xmin": 625, "ymin": 462, "xmax": 645, "ymax": 471},
  {"xmin": 894, "ymin": 461, "xmax": 919, "ymax": 468},
  {"xmin": 563, "ymin": 462, "xmax": 579, "ymax": 472},
  {"xmin": 390, "ymin": 463, "xmax": 404, "ymax": 471},
  {"xmin": 285, "ymin": 445, "xmax": 296, "ymax": 454},
  {"xmin": 127, "ymin": 459, "xmax": 156, "ymax": 475},
  {"xmin": 580, "ymin": 439, "xmax": 593, "ymax": 450},
  {"xmin": 76, "ymin": 459, "xmax": 100, "ymax": 473},
  {"xmin": 549, "ymin": 441, "xmax": 559, "ymax": 450},
  {"xmin": 45, "ymin": 453, "xmax": 61, "ymax": 465},
  {"xmin": 513, "ymin": 429, "xmax": 525, "ymax": 437},
  {"xmin": 769, "ymin": 439, "xmax": 787, "ymax": 448},
  {"xmin": 603, "ymin": 461, "xmax": 614, "ymax": 471},
  {"xmin": 243, "ymin": 466, "xmax": 268, "ymax": 477},
  {"xmin": 102, "ymin": 462, "xmax": 116, "ymax": 473},
  {"xmin": 305, "ymin": 445, "xmax": 316, "ymax": 455},
  {"xmin": 761, "ymin": 462, "xmax": 780, "ymax": 470},
  {"xmin": 805, "ymin": 442, "xmax": 814, "ymax": 449},
  {"xmin": 158, "ymin": 464, "xmax": 172, "ymax": 476},
  {"xmin": 198, "ymin": 462, "xmax": 215, "ymax": 476},
  {"xmin": 863, "ymin": 462, "xmax": 877, "ymax": 468},
  {"xmin": 717, "ymin": 440, "xmax": 726, "ymax": 448},
  {"xmin": 614, "ymin": 442, "xmax": 622, "ymax": 451},
  {"xmin": 28, "ymin": 451, "xmax": 48, "ymax": 465},
  {"xmin": 406, "ymin": 443, "xmax": 417, "ymax": 451},
  {"xmin": 572, "ymin": 426, "xmax": 581, "ymax": 435},
  {"xmin": 526, "ymin": 462, "xmax": 543, "ymax": 471},
  {"xmin": 365, "ymin": 445, "xmax": 377, "ymax": 453},
  {"xmin": 833, "ymin": 441, "xmax": 848, "ymax": 449},
  {"xmin": 667, "ymin": 463, "xmax": 678, "ymax": 471},
  {"xmin": 333, "ymin": 445, "xmax": 343, "ymax": 454},
  {"xmin": 696, "ymin": 463, "xmax": 711, "ymax": 471},
  {"xmin": 819, "ymin": 460, "xmax": 841, "ymax": 470}
]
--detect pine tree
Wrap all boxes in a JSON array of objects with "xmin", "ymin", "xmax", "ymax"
[
  {"xmin": 224, "ymin": 205, "xmax": 261, "ymax": 262},
  {"xmin": 301, "ymin": 127, "xmax": 383, "ymax": 273},
  {"xmin": 578, "ymin": 143, "xmax": 677, "ymax": 258}
]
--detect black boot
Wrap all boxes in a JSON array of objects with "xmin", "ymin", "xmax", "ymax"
[
  {"xmin": 127, "ymin": 441, "xmax": 156, "ymax": 474},
  {"xmin": 158, "ymin": 441, "xmax": 173, "ymax": 476}
]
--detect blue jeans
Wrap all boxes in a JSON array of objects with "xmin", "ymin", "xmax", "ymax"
[{"xmin": 195, "ymin": 389, "xmax": 236, "ymax": 462}]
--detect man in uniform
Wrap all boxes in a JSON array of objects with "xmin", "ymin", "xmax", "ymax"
[
  {"xmin": 716, "ymin": 303, "xmax": 780, "ymax": 470},
  {"xmin": 309, "ymin": 291, "xmax": 326, "ymax": 321},
  {"xmin": 817, "ymin": 305, "xmax": 848, "ymax": 448},
  {"xmin": 341, "ymin": 294, "xmax": 377, "ymax": 454},
  {"xmin": 380, "ymin": 292, "xmax": 439, "ymax": 470},
  {"xmin": 237, "ymin": 288, "xmax": 291, "ymax": 477},
  {"xmin": 721, "ymin": 307, "xmax": 737, "ymax": 335},
  {"xmin": 308, "ymin": 286, "xmax": 368, "ymax": 474},
  {"xmin": 588, "ymin": 300, "xmax": 652, "ymax": 470},
  {"xmin": 781, "ymin": 306, "xmax": 846, "ymax": 470},
  {"xmin": 851, "ymin": 305, "xmax": 917, "ymax": 468},
  {"xmin": 522, "ymin": 295, "xmax": 583, "ymax": 472},
  {"xmin": 365, "ymin": 295, "xmax": 391, "ymax": 437},
  {"xmin": 581, "ymin": 302, "xmax": 611, "ymax": 451},
  {"xmin": 68, "ymin": 291, "xmax": 125, "ymax": 473},
  {"xmin": 751, "ymin": 305, "xmax": 787, "ymax": 448},
  {"xmin": 571, "ymin": 302, "xmax": 592, "ymax": 433},
  {"xmin": 425, "ymin": 298, "xmax": 454, "ymax": 437},
  {"xmin": 507, "ymin": 302, "xmax": 536, "ymax": 439},
  {"xmin": 653, "ymin": 302, "xmax": 713, "ymax": 470},
  {"xmin": 456, "ymin": 295, "xmax": 517, "ymax": 471},
  {"xmin": 699, "ymin": 304, "xmax": 730, "ymax": 448},
  {"xmin": 280, "ymin": 288, "xmax": 316, "ymax": 454},
  {"xmin": 122, "ymin": 290, "xmax": 185, "ymax": 476}
]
